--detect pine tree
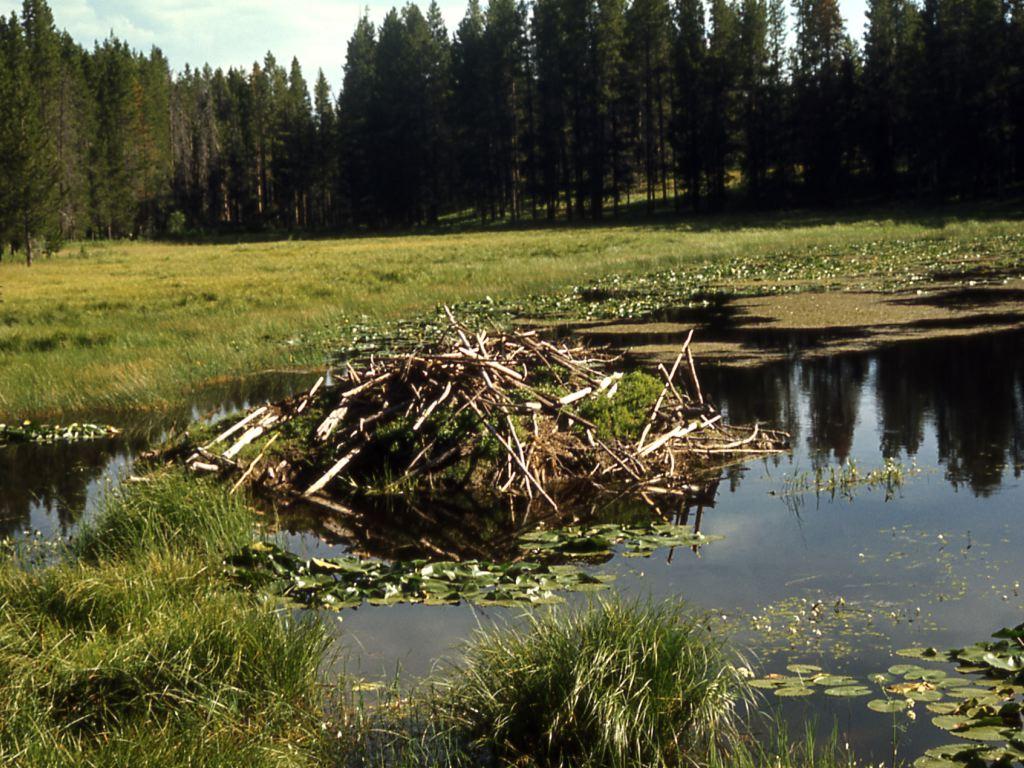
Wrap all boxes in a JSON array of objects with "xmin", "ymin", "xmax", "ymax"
[
  {"xmin": 55, "ymin": 32, "xmax": 94, "ymax": 239},
  {"xmin": 338, "ymin": 14, "xmax": 377, "ymax": 226},
  {"xmin": 2, "ymin": 1, "xmax": 63, "ymax": 262},
  {"xmin": 134, "ymin": 48, "xmax": 173, "ymax": 232},
  {"xmin": 531, "ymin": 0, "xmax": 569, "ymax": 218},
  {"xmin": 705, "ymin": 0, "xmax": 740, "ymax": 207},
  {"xmin": 791, "ymin": 0, "xmax": 850, "ymax": 200},
  {"xmin": 424, "ymin": 1, "xmax": 453, "ymax": 222},
  {"xmin": 312, "ymin": 69, "xmax": 337, "ymax": 227},
  {"xmin": 484, "ymin": 0, "xmax": 530, "ymax": 219},
  {"xmin": 277, "ymin": 57, "xmax": 313, "ymax": 227},
  {"xmin": 593, "ymin": 0, "xmax": 630, "ymax": 217},
  {"xmin": 627, "ymin": 0, "xmax": 674, "ymax": 212},
  {"xmin": 671, "ymin": 0, "xmax": 707, "ymax": 208},
  {"xmin": 1010, "ymin": 0, "xmax": 1024, "ymax": 183},
  {"xmin": 863, "ymin": 0, "xmax": 919, "ymax": 194},
  {"xmin": 737, "ymin": 0, "xmax": 786, "ymax": 200}
]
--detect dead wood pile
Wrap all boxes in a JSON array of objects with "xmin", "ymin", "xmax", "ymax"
[{"xmin": 185, "ymin": 311, "xmax": 788, "ymax": 514}]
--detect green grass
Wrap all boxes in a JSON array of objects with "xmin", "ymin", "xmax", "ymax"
[
  {"xmin": 447, "ymin": 598, "xmax": 749, "ymax": 768},
  {"xmin": 0, "ymin": 472, "xmax": 328, "ymax": 767},
  {"xmin": 1, "ymin": 206, "xmax": 1022, "ymax": 419}
]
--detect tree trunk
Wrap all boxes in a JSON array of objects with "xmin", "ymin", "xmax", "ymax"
[{"xmin": 24, "ymin": 217, "xmax": 33, "ymax": 267}]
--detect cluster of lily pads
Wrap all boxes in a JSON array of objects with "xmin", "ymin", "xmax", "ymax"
[
  {"xmin": 0, "ymin": 420, "xmax": 120, "ymax": 446},
  {"xmin": 225, "ymin": 540, "xmax": 615, "ymax": 609},
  {"xmin": 751, "ymin": 623, "xmax": 1024, "ymax": 767},
  {"xmin": 519, "ymin": 522, "xmax": 721, "ymax": 558},
  {"xmin": 227, "ymin": 522, "xmax": 714, "ymax": 610}
]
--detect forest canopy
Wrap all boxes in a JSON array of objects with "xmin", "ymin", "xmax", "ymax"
[{"xmin": 1, "ymin": 0, "xmax": 1023, "ymax": 259}]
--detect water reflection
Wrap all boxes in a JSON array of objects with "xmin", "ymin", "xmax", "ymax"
[
  {"xmin": 703, "ymin": 330, "xmax": 1024, "ymax": 495},
  {"xmin": 2, "ymin": 331, "xmax": 1022, "ymax": 542},
  {"xmin": 275, "ymin": 479, "xmax": 723, "ymax": 564},
  {"xmin": 0, "ymin": 372, "xmax": 317, "ymax": 538}
]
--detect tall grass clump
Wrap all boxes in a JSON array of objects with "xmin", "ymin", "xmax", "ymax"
[
  {"xmin": 0, "ymin": 472, "xmax": 329, "ymax": 767},
  {"xmin": 450, "ymin": 598, "xmax": 749, "ymax": 768},
  {"xmin": 72, "ymin": 470, "xmax": 254, "ymax": 563}
]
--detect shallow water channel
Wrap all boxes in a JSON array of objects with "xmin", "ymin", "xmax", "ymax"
[{"xmin": 3, "ymin": 330, "xmax": 1022, "ymax": 762}]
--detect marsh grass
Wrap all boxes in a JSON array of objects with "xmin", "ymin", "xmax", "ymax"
[
  {"xmin": 2, "ymin": 211, "xmax": 1021, "ymax": 418},
  {"xmin": 71, "ymin": 472, "xmax": 255, "ymax": 563},
  {"xmin": 708, "ymin": 722, "xmax": 860, "ymax": 768},
  {"xmin": 448, "ymin": 598, "xmax": 749, "ymax": 768},
  {"xmin": 0, "ymin": 472, "xmax": 328, "ymax": 767}
]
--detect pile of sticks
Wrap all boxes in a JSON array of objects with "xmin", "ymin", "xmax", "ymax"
[{"xmin": 185, "ymin": 312, "xmax": 788, "ymax": 514}]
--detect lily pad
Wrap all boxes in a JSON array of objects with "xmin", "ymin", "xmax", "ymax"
[
  {"xmin": 869, "ymin": 698, "xmax": 910, "ymax": 713},
  {"xmin": 787, "ymin": 664, "xmax": 823, "ymax": 675},
  {"xmin": 889, "ymin": 664, "xmax": 925, "ymax": 676},
  {"xmin": 913, "ymin": 757, "xmax": 960, "ymax": 768},
  {"xmin": 897, "ymin": 647, "xmax": 944, "ymax": 661},
  {"xmin": 824, "ymin": 686, "xmax": 872, "ymax": 697},
  {"xmin": 814, "ymin": 674, "xmax": 860, "ymax": 687},
  {"xmin": 774, "ymin": 686, "xmax": 815, "ymax": 697},
  {"xmin": 932, "ymin": 715, "xmax": 967, "ymax": 731},
  {"xmin": 954, "ymin": 724, "xmax": 1016, "ymax": 742}
]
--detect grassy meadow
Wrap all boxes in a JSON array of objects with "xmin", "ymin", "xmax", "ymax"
[{"xmin": 2, "ymin": 205, "xmax": 1023, "ymax": 419}]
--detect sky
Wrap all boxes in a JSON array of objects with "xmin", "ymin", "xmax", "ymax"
[{"xmin": 34, "ymin": 0, "xmax": 868, "ymax": 94}]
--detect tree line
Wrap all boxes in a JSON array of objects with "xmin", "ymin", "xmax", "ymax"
[{"xmin": 1, "ymin": 0, "xmax": 1023, "ymax": 261}]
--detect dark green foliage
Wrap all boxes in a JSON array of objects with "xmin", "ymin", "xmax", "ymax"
[{"xmin": 2, "ymin": 0, "xmax": 1024, "ymax": 247}]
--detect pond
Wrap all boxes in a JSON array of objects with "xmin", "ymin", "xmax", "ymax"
[{"xmin": 2, "ymin": 330, "xmax": 1022, "ymax": 763}]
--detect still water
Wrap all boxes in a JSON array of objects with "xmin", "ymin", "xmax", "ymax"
[{"xmin": 2, "ymin": 331, "xmax": 1021, "ymax": 761}]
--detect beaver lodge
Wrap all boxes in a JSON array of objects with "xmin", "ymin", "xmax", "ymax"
[{"xmin": 178, "ymin": 312, "xmax": 788, "ymax": 521}]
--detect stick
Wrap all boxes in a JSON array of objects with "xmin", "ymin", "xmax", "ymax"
[
  {"xmin": 304, "ymin": 445, "xmax": 365, "ymax": 497},
  {"xmin": 206, "ymin": 406, "xmax": 268, "ymax": 448},
  {"xmin": 231, "ymin": 435, "xmax": 279, "ymax": 494},
  {"xmin": 468, "ymin": 401, "xmax": 558, "ymax": 511}
]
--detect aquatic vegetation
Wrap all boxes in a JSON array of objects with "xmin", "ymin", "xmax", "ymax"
[
  {"xmin": 519, "ymin": 521, "xmax": 721, "ymax": 558},
  {"xmin": 750, "ymin": 622, "xmax": 1024, "ymax": 768},
  {"xmin": 225, "ymin": 540, "xmax": 615, "ymax": 609},
  {"xmin": 774, "ymin": 458, "xmax": 921, "ymax": 501},
  {"xmin": 324, "ymin": 231, "xmax": 1024, "ymax": 362},
  {"xmin": 0, "ymin": 419, "xmax": 119, "ymax": 446},
  {"xmin": 448, "ymin": 598, "xmax": 749, "ymax": 768}
]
